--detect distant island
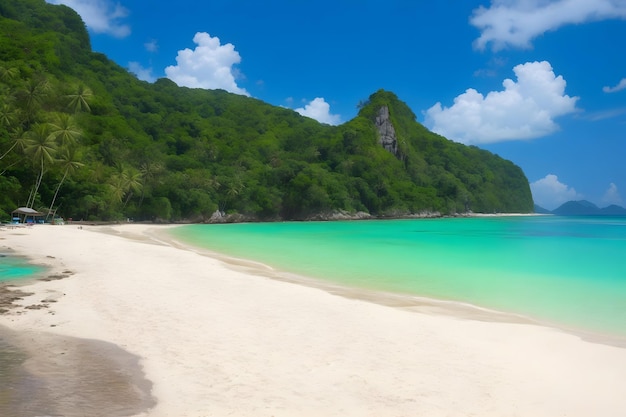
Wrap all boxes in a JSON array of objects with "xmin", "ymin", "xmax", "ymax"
[{"xmin": 535, "ymin": 200, "xmax": 626, "ymax": 216}]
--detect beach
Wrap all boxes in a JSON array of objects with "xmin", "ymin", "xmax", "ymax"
[{"xmin": 1, "ymin": 224, "xmax": 626, "ymax": 416}]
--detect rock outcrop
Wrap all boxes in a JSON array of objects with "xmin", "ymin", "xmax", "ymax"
[{"xmin": 375, "ymin": 106, "xmax": 398, "ymax": 157}]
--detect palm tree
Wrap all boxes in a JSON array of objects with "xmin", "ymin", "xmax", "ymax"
[
  {"xmin": 0, "ymin": 103, "xmax": 18, "ymax": 129},
  {"xmin": 65, "ymin": 83, "xmax": 92, "ymax": 113},
  {"xmin": 17, "ymin": 77, "xmax": 50, "ymax": 123},
  {"xmin": 139, "ymin": 161, "xmax": 164, "ymax": 206},
  {"xmin": 219, "ymin": 175, "xmax": 245, "ymax": 212},
  {"xmin": 0, "ymin": 99, "xmax": 22, "ymax": 167},
  {"xmin": 121, "ymin": 166, "xmax": 143, "ymax": 209},
  {"xmin": 139, "ymin": 161, "xmax": 164, "ymax": 185},
  {"xmin": 107, "ymin": 165, "xmax": 143, "ymax": 209},
  {"xmin": 49, "ymin": 113, "xmax": 82, "ymax": 147},
  {"xmin": 0, "ymin": 66, "xmax": 19, "ymax": 83},
  {"xmin": 0, "ymin": 127, "xmax": 27, "ymax": 162},
  {"xmin": 208, "ymin": 175, "xmax": 221, "ymax": 191},
  {"xmin": 47, "ymin": 147, "xmax": 83, "ymax": 218},
  {"xmin": 107, "ymin": 174, "xmax": 127, "ymax": 205},
  {"xmin": 24, "ymin": 123, "xmax": 57, "ymax": 208}
]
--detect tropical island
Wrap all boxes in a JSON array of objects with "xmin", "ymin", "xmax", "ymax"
[
  {"xmin": 4, "ymin": 3, "xmax": 626, "ymax": 417},
  {"xmin": 0, "ymin": 0, "xmax": 533, "ymax": 223}
]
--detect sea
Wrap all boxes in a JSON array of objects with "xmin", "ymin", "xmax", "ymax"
[{"xmin": 169, "ymin": 216, "xmax": 626, "ymax": 339}]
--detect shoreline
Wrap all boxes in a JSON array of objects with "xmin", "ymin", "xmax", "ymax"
[
  {"xmin": 161, "ymin": 221, "xmax": 626, "ymax": 348},
  {"xmin": 2, "ymin": 224, "xmax": 626, "ymax": 416},
  {"xmin": 156, "ymin": 229, "xmax": 566, "ymax": 333}
]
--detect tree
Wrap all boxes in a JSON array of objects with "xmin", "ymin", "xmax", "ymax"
[
  {"xmin": 24, "ymin": 123, "xmax": 56, "ymax": 208},
  {"xmin": 48, "ymin": 112, "xmax": 82, "ymax": 147},
  {"xmin": 65, "ymin": 83, "xmax": 92, "ymax": 113},
  {"xmin": 0, "ymin": 127, "xmax": 27, "ymax": 164},
  {"xmin": 0, "ymin": 103, "xmax": 19, "ymax": 129},
  {"xmin": 107, "ymin": 174, "xmax": 127, "ymax": 205},
  {"xmin": 138, "ymin": 160, "xmax": 164, "ymax": 206},
  {"xmin": 121, "ymin": 166, "xmax": 143, "ymax": 209},
  {"xmin": 47, "ymin": 146, "xmax": 83, "ymax": 218},
  {"xmin": 0, "ymin": 66, "xmax": 19, "ymax": 83},
  {"xmin": 16, "ymin": 76, "xmax": 50, "ymax": 123},
  {"xmin": 107, "ymin": 165, "xmax": 143, "ymax": 211}
]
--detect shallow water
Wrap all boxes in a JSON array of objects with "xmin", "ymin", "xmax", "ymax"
[
  {"xmin": 0, "ymin": 253, "xmax": 44, "ymax": 283},
  {"xmin": 170, "ymin": 216, "xmax": 626, "ymax": 337}
]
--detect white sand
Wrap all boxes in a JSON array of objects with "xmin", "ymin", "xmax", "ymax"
[{"xmin": 2, "ymin": 223, "xmax": 626, "ymax": 417}]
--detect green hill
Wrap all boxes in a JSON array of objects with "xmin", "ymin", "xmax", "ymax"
[{"xmin": 0, "ymin": 0, "xmax": 534, "ymax": 222}]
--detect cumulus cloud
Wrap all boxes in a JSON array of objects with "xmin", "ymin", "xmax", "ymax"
[
  {"xmin": 128, "ymin": 62, "xmax": 155, "ymax": 83},
  {"xmin": 530, "ymin": 174, "xmax": 583, "ymax": 210},
  {"xmin": 165, "ymin": 32, "xmax": 249, "ymax": 96},
  {"xmin": 603, "ymin": 78, "xmax": 626, "ymax": 93},
  {"xmin": 295, "ymin": 98, "xmax": 341, "ymax": 125},
  {"xmin": 602, "ymin": 183, "xmax": 623, "ymax": 206},
  {"xmin": 471, "ymin": 0, "xmax": 626, "ymax": 51},
  {"xmin": 424, "ymin": 61, "xmax": 578, "ymax": 144},
  {"xmin": 46, "ymin": 0, "xmax": 131, "ymax": 38}
]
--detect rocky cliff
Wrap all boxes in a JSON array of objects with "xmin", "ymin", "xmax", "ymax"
[{"xmin": 375, "ymin": 106, "xmax": 399, "ymax": 157}]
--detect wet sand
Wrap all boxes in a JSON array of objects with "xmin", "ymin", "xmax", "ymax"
[
  {"xmin": 1, "ymin": 223, "xmax": 626, "ymax": 416},
  {"xmin": 0, "ymin": 326, "xmax": 155, "ymax": 417}
]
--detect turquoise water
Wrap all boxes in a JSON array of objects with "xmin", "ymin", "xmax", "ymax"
[
  {"xmin": 0, "ymin": 254, "xmax": 44, "ymax": 283},
  {"xmin": 169, "ymin": 217, "xmax": 626, "ymax": 337}
]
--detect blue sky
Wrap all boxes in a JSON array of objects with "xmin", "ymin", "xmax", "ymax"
[{"xmin": 47, "ymin": 0, "xmax": 626, "ymax": 210}]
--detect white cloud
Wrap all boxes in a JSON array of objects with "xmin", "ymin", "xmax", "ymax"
[
  {"xmin": 47, "ymin": 0, "xmax": 131, "ymax": 38},
  {"xmin": 530, "ymin": 174, "xmax": 583, "ymax": 210},
  {"xmin": 144, "ymin": 39, "xmax": 158, "ymax": 53},
  {"xmin": 128, "ymin": 62, "xmax": 155, "ymax": 83},
  {"xmin": 295, "ymin": 98, "xmax": 341, "ymax": 125},
  {"xmin": 424, "ymin": 61, "xmax": 578, "ymax": 144},
  {"xmin": 585, "ymin": 107, "xmax": 626, "ymax": 121},
  {"xmin": 602, "ymin": 183, "xmax": 623, "ymax": 206},
  {"xmin": 471, "ymin": 0, "xmax": 626, "ymax": 51},
  {"xmin": 165, "ymin": 32, "xmax": 249, "ymax": 96},
  {"xmin": 603, "ymin": 78, "xmax": 626, "ymax": 93}
]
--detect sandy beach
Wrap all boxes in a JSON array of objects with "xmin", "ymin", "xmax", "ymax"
[{"xmin": 1, "ymin": 223, "xmax": 626, "ymax": 417}]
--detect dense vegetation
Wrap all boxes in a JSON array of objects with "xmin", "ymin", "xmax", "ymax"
[{"xmin": 0, "ymin": 0, "xmax": 533, "ymax": 222}]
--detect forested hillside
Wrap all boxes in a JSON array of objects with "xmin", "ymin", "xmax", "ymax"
[{"xmin": 0, "ymin": 0, "xmax": 534, "ymax": 222}]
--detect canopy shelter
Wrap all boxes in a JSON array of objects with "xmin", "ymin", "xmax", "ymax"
[{"xmin": 11, "ymin": 207, "xmax": 44, "ymax": 224}]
